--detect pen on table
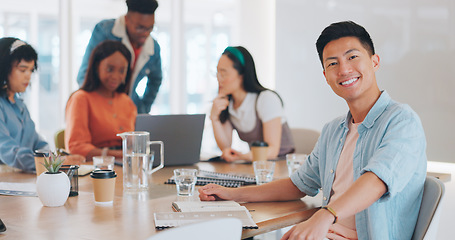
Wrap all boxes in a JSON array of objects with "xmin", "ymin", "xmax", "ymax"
[{"xmin": 57, "ymin": 148, "xmax": 70, "ymax": 156}]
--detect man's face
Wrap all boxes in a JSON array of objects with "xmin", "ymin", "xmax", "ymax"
[
  {"xmin": 125, "ymin": 11, "xmax": 155, "ymax": 47},
  {"xmin": 322, "ymin": 36, "xmax": 380, "ymax": 104}
]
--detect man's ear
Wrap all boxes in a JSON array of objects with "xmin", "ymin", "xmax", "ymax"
[
  {"xmin": 323, "ymin": 70, "xmax": 328, "ymax": 84},
  {"xmin": 372, "ymin": 54, "xmax": 380, "ymax": 72}
]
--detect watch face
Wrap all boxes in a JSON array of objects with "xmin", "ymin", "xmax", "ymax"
[{"xmin": 0, "ymin": 218, "xmax": 6, "ymax": 232}]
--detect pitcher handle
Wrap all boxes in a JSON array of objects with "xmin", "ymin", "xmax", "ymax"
[{"xmin": 148, "ymin": 141, "xmax": 164, "ymax": 174}]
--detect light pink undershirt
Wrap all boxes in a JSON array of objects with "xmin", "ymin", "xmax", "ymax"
[{"xmin": 326, "ymin": 120, "xmax": 359, "ymax": 240}]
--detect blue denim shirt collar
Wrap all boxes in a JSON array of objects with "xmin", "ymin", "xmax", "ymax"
[
  {"xmin": 2, "ymin": 94, "xmax": 25, "ymax": 114},
  {"xmin": 340, "ymin": 90, "xmax": 391, "ymax": 133}
]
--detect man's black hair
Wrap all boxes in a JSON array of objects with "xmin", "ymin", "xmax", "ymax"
[
  {"xmin": 316, "ymin": 21, "xmax": 375, "ymax": 67},
  {"xmin": 126, "ymin": 0, "xmax": 158, "ymax": 14}
]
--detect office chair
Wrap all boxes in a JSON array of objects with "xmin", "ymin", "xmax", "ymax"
[
  {"xmin": 411, "ymin": 176, "xmax": 445, "ymax": 240},
  {"xmin": 148, "ymin": 218, "xmax": 242, "ymax": 240},
  {"xmin": 54, "ymin": 129, "xmax": 65, "ymax": 150},
  {"xmin": 290, "ymin": 128, "xmax": 320, "ymax": 155}
]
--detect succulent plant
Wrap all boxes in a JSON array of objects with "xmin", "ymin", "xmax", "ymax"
[{"xmin": 41, "ymin": 151, "xmax": 65, "ymax": 173}]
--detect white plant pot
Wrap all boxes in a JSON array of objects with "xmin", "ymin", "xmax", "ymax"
[{"xmin": 36, "ymin": 171, "xmax": 70, "ymax": 207}]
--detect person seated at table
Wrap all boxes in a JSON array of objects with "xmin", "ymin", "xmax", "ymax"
[
  {"xmin": 210, "ymin": 46, "xmax": 294, "ymax": 162},
  {"xmin": 0, "ymin": 37, "xmax": 85, "ymax": 172},
  {"xmin": 200, "ymin": 21, "xmax": 427, "ymax": 239},
  {"xmin": 65, "ymin": 40, "xmax": 137, "ymax": 160}
]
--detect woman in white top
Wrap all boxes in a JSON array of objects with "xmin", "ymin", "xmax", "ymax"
[{"xmin": 210, "ymin": 46, "xmax": 294, "ymax": 162}]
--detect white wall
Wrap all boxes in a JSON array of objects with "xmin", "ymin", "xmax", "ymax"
[
  {"xmin": 235, "ymin": 0, "xmax": 276, "ymax": 89},
  {"xmin": 275, "ymin": 0, "xmax": 455, "ymax": 163}
]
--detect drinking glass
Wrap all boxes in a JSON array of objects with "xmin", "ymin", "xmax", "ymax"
[
  {"xmin": 174, "ymin": 169, "xmax": 198, "ymax": 196},
  {"xmin": 93, "ymin": 156, "xmax": 115, "ymax": 170},
  {"xmin": 253, "ymin": 161, "xmax": 275, "ymax": 185},
  {"xmin": 286, "ymin": 154, "xmax": 307, "ymax": 177}
]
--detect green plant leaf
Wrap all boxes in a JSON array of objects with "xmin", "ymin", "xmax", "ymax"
[{"xmin": 41, "ymin": 151, "xmax": 65, "ymax": 173}]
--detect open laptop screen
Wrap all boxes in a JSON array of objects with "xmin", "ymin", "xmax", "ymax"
[{"xmin": 134, "ymin": 114, "xmax": 205, "ymax": 166}]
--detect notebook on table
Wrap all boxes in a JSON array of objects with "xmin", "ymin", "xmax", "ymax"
[
  {"xmin": 134, "ymin": 114, "xmax": 205, "ymax": 167},
  {"xmin": 164, "ymin": 170, "xmax": 257, "ymax": 188},
  {"xmin": 154, "ymin": 201, "xmax": 258, "ymax": 229}
]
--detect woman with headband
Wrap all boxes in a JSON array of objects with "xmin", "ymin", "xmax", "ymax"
[
  {"xmin": 0, "ymin": 37, "xmax": 85, "ymax": 172},
  {"xmin": 210, "ymin": 46, "xmax": 294, "ymax": 162}
]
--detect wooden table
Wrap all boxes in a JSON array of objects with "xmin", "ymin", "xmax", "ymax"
[{"xmin": 0, "ymin": 160, "xmax": 321, "ymax": 239}]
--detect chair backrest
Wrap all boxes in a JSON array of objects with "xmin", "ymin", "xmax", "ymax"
[
  {"xmin": 148, "ymin": 218, "xmax": 242, "ymax": 240},
  {"xmin": 290, "ymin": 128, "xmax": 320, "ymax": 155},
  {"xmin": 411, "ymin": 176, "xmax": 445, "ymax": 240},
  {"xmin": 54, "ymin": 129, "xmax": 65, "ymax": 150}
]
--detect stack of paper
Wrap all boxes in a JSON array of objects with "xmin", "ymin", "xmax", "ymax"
[
  {"xmin": 154, "ymin": 201, "xmax": 258, "ymax": 229},
  {"xmin": 0, "ymin": 182, "xmax": 37, "ymax": 197}
]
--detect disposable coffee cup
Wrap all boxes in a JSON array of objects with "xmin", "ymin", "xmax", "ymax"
[
  {"xmin": 90, "ymin": 170, "xmax": 117, "ymax": 205},
  {"xmin": 251, "ymin": 141, "xmax": 268, "ymax": 162},
  {"xmin": 34, "ymin": 150, "xmax": 49, "ymax": 177}
]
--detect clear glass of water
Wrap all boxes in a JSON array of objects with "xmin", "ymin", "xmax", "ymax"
[
  {"xmin": 253, "ymin": 161, "xmax": 275, "ymax": 185},
  {"xmin": 173, "ymin": 169, "xmax": 198, "ymax": 196},
  {"xmin": 123, "ymin": 153, "xmax": 153, "ymax": 191},
  {"xmin": 93, "ymin": 156, "xmax": 115, "ymax": 170},
  {"xmin": 286, "ymin": 154, "xmax": 308, "ymax": 177}
]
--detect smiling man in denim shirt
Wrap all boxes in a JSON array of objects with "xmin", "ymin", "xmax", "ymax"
[
  {"xmin": 77, "ymin": 0, "xmax": 162, "ymax": 113},
  {"xmin": 199, "ymin": 21, "xmax": 427, "ymax": 240}
]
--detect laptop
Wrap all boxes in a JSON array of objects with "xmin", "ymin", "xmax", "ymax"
[{"xmin": 134, "ymin": 114, "xmax": 205, "ymax": 167}]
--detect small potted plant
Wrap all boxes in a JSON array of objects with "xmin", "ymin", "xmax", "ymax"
[{"xmin": 36, "ymin": 151, "xmax": 70, "ymax": 207}]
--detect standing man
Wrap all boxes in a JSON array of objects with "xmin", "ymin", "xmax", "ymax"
[
  {"xmin": 199, "ymin": 21, "xmax": 427, "ymax": 239},
  {"xmin": 77, "ymin": 0, "xmax": 162, "ymax": 113}
]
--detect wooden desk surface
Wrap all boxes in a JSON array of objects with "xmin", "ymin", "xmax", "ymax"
[{"xmin": 0, "ymin": 161, "xmax": 321, "ymax": 239}]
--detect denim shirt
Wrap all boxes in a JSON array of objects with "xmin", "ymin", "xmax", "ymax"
[
  {"xmin": 0, "ymin": 95, "xmax": 48, "ymax": 171},
  {"xmin": 291, "ymin": 91, "xmax": 427, "ymax": 239},
  {"xmin": 76, "ymin": 16, "xmax": 163, "ymax": 113}
]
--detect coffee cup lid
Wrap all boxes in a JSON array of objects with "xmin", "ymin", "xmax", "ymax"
[
  {"xmin": 90, "ymin": 170, "xmax": 117, "ymax": 179},
  {"xmin": 252, "ymin": 141, "xmax": 268, "ymax": 147}
]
